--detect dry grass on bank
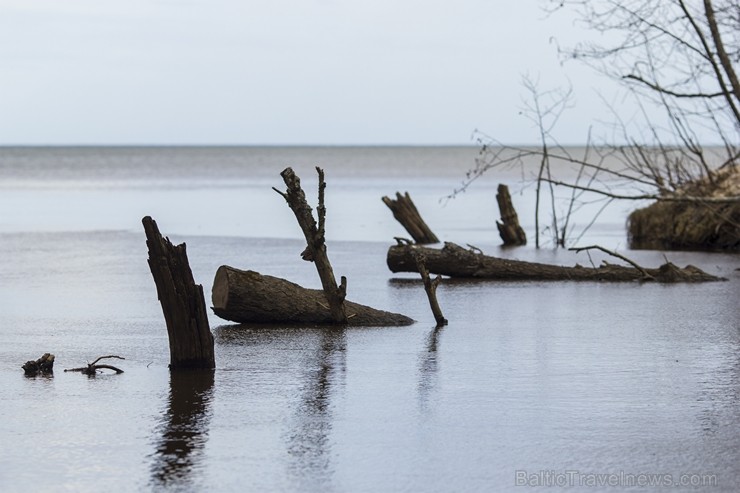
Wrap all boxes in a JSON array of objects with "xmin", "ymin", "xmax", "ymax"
[{"xmin": 628, "ymin": 166, "xmax": 740, "ymax": 251}]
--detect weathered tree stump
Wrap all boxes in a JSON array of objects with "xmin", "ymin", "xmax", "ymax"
[
  {"xmin": 22, "ymin": 353, "xmax": 55, "ymax": 376},
  {"xmin": 387, "ymin": 242, "xmax": 725, "ymax": 283},
  {"xmin": 212, "ymin": 265, "xmax": 414, "ymax": 326},
  {"xmin": 143, "ymin": 216, "xmax": 215, "ymax": 369},
  {"xmin": 274, "ymin": 167, "xmax": 348, "ymax": 324},
  {"xmin": 382, "ymin": 191, "xmax": 439, "ymax": 244},
  {"xmin": 496, "ymin": 184, "xmax": 526, "ymax": 246}
]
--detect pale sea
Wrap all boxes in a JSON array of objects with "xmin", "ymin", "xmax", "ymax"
[{"xmin": 0, "ymin": 146, "xmax": 738, "ymax": 492}]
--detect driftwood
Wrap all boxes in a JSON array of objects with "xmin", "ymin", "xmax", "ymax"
[
  {"xmin": 143, "ymin": 216, "xmax": 215, "ymax": 369},
  {"xmin": 212, "ymin": 266, "xmax": 414, "ymax": 326},
  {"xmin": 274, "ymin": 167, "xmax": 347, "ymax": 323},
  {"xmin": 382, "ymin": 192, "xmax": 439, "ymax": 244},
  {"xmin": 22, "ymin": 353, "xmax": 55, "ymax": 376},
  {"xmin": 387, "ymin": 242, "xmax": 725, "ymax": 283},
  {"xmin": 496, "ymin": 184, "xmax": 526, "ymax": 246},
  {"xmin": 412, "ymin": 252, "xmax": 448, "ymax": 327},
  {"xmin": 65, "ymin": 355, "xmax": 125, "ymax": 375}
]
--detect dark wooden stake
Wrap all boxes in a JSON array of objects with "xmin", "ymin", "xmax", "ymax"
[
  {"xmin": 412, "ymin": 251, "xmax": 448, "ymax": 327},
  {"xmin": 143, "ymin": 216, "xmax": 215, "ymax": 369},
  {"xmin": 382, "ymin": 191, "xmax": 439, "ymax": 244},
  {"xmin": 495, "ymin": 184, "xmax": 527, "ymax": 246},
  {"xmin": 273, "ymin": 167, "xmax": 348, "ymax": 324}
]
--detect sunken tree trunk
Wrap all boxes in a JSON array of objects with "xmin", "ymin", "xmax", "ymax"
[
  {"xmin": 212, "ymin": 265, "xmax": 414, "ymax": 326},
  {"xmin": 382, "ymin": 191, "xmax": 439, "ymax": 244},
  {"xmin": 496, "ymin": 184, "xmax": 526, "ymax": 246},
  {"xmin": 274, "ymin": 167, "xmax": 347, "ymax": 324},
  {"xmin": 387, "ymin": 242, "xmax": 724, "ymax": 283},
  {"xmin": 143, "ymin": 216, "xmax": 215, "ymax": 369}
]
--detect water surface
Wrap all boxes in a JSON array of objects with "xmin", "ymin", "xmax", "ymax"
[{"xmin": 1, "ymin": 147, "xmax": 738, "ymax": 492}]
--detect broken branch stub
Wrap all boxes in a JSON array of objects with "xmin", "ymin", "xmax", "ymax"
[
  {"xmin": 143, "ymin": 216, "xmax": 215, "ymax": 369},
  {"xmin": 275, "ymin": 167, "xmax": 348, "ymax": 324},
  {"xmin": 412, "ymin": 251, "xmax": 448, "ymax": 327},
  {"xmin": 382, "ymin": 192, "xmax": 439, "ymax": 244}
]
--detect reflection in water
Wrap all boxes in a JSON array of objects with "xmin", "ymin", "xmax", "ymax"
[
  {"xmin": 286, "ymin": 329, "xmax": 346, "ymax": 491},
  {"xmin": 698, "ymin": 351, "xmax": 740, "ymax": 437},
  {"xmin": 418, "ymin": 326, "xmax": 443, "ymax": 413},
  {"xmin": 150, "ymin": 370, "xmax": 215, "ymax": 490}
]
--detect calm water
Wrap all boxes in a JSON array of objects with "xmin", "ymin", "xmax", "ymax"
[{"xmin": 1, "ymin": 147, "xmax": 738, "ymax": 492}]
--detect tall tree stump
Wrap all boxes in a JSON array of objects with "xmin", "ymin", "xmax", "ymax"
[
  {"xmin": 382, "ymin": 191, "xmax": 439, "ymax": 244},
  {"xmin": 495, "ymin": 184, "xmax": 526, "ymax": 246},
  {"xmin": 143, "ymin": 216, "xmax": 215, "ymax": 369}
]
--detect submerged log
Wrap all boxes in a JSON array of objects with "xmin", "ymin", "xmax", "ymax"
[
  {"xmin": 382, "ymin": 191, "xmax": 439, "ymax": 244},
  {"xmin": 212, "ymin": 265, "xmax": 414, "ymax": 326},
  {"xmin": 387, "ymin": 242, "xmax": 725, "ymax": 283},
  {"xmin": 143, "ymin": 216, "xmax": 215, "ymax": 369},
  {"xmin": 495, "ymin": 184, "xmax": 526, "ymax": 246}
]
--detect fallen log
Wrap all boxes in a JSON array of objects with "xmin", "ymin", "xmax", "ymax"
[
  {"xmin": 382, "ymin": 191, "xmax": 439, "ymax": 244},
  {"xmin": 212, "ymin": 265, "xmax": 414, "ymax": 326},
  {"xmin": 387, "ymin": 242, "xmax": 725, "ymax": 283}
]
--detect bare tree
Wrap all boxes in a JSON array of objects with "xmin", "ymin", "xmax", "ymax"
[{"xmin": 455, "ymin": 0, "xmax": 739, "ymax": 248}]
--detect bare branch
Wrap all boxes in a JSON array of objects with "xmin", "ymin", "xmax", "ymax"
[
  {"xmin": 623, "ymin": 74, "xmax": 726, "ymax": 98},
  {"xmin": 569, "ymin": 245, "xmax": 655, "ymax": 280},
  {"xmin": 90, "ymin": 355, "xmax": 125, "ymax": 366},
  {"xmin": 704, "ymin": 0, "xmax": 740, "ymax": 106},
  {"xmin": 543, "ymin": 177, "xmax": 740, "ymax": 203}
]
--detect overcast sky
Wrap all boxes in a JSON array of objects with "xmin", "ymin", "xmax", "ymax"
[{"xmin": 0, "ymin": 0, "xmax": 616, "ymax": 145}]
